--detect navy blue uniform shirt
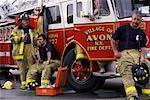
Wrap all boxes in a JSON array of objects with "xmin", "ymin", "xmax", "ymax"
[
  {"xmin": 112, "ymin": 24, "xmax": 147, "ymax": 51},
  {"xmin": 23, "ymin": 26, "xmax": 31, "ymax": 44},
  {"xmin": 39, "ymin": 42, "xmax": 57, "ymax": 61}
]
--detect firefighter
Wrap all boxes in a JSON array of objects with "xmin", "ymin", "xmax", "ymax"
[
  {"xmin": 10, "ymin": 12, "xmax": 38, "ymax": 89},
  {"xmin": 26, "ymin": 34, "xmax": 60, "ymax": 89},
  {"xmin": 31, "ymin": 7, "xmax": 43, "ymax": 34},
  {"xmin": 93, "ymin": 0, "xmax": 109, "ymax": 17},
  {"xmin": 111, "ymin": 10, "xmax": 150, "ymax": 100},
  {"xmin": 76, "ymin": 44, "xmax": 87, "ymax": 60},
  {"xmin": 93, "ymin": 0, "xmax": 100, "ymax": 17}
]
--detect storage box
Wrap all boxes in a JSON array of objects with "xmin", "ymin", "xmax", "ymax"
[
  {"xmin": 36, "ymin": 66, "xmax": 68, "ymax": 96},
  {"xmin": 36, "ymin": 87, "xmax": 62, "ymax": 96}
]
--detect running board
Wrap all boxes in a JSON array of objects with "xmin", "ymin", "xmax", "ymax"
[{"xmin": 92, "ymin": 72, "xmax": 120, "ymax": 78}]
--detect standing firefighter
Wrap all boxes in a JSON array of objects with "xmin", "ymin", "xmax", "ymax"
[
  {"xmin": 26, "ymin": 34, "xmax": 60, "ymax": 89},
  {"xmin": 11, "ymin": 12, "xmax": 38, "ymax": 89},
  {"xmin": 111, "ymin": 10, "xmax": 150, "ymax": 100}
]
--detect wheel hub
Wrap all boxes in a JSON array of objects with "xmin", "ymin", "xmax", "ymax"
[{"xmin": 71, "ymin": 60, "xmax": 91, "ymax": 83}]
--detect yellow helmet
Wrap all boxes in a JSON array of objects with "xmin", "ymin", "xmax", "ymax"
[{"xmin": 2, "ymin": 81, "xmax": 15, "ymax": 90}]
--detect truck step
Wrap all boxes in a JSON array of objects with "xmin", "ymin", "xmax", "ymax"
[{"xmin": 92, "ymin": 72, "xmax": 120, "ymax": 78}]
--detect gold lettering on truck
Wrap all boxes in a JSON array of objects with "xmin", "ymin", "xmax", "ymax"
[
  {"xmin": 87, "ymin": 46, "xmax": 97, "ymax": 51},
  {"xmin": 86, "ymin": 34, "xmax": 112, "ymax": 42},
  {"xmin": 48, "ymin": 34, "xmax": 58, "ymax": 44},
  {"xmin": 84, "ymin": 26, "xmax": 105, "ymax": 35},
  {"xmin": 84, "ymin": 25, "xmax": 114, "ymax": 51},
  {"xmin": 48, "ymin": 34, "xmax": 58, "ymax": 38}
]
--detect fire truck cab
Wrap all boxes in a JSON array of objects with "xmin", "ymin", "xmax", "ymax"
[{"xmin": 0, "ymin": 0, "xmax": 150, "ymax": 92}]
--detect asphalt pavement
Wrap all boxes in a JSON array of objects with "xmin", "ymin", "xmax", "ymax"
[{"xmin": 0, "ymin": 69, "xmax": 127, "ymax": 100}]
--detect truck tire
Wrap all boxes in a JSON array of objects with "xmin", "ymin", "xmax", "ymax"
[{"xmin": 63, "ymin": 49, "xmax": 105, "ymax": 92}]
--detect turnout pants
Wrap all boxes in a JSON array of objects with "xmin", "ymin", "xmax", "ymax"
[
  {"xmin": 16, "ymin": 44, "xmax": 35, "ymax": 86},
  {"xmin": 118, "ymin": 49, "xmax": 150, "ymax": 99},
  {"xmin": 26, "ymin": 60, "xmax": 60, "ymax": 85}
]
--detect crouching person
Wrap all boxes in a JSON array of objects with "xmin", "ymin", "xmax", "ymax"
[{"xmin": 26, "ymin": 34, "xmax": 60, "ymax": 89}]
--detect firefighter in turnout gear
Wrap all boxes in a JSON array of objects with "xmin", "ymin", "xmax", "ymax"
[
  {"xmin": 111, "ymin": 10, "xmax": 150, "ymax": 100},
  {"xmin": 11, "ymin": 12, "xmax": 38, "ymax": 89},
  {"xmin": 91, "ymin": 0, "xmax": 109, "ymax": 20},
  {"xmin": 26, "ymin": 34, "xmax": 60, "ymax": 89},
  {"xmin": 30, "ymin": 7, "xmax": 43, "ymax": 35}
]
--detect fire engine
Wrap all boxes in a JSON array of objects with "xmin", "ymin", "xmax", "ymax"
[
  {"xmin": 0, "ymin": 15, "xmax": 16, "ymax": 76},
  {"xmin": 0, "ymin": 0, "xmax": 149, "ymax": 92}
]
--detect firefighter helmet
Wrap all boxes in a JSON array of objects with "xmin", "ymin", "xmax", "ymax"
[
  {"xmin": 18, "ymin": 12, "xmax": 29, "ymax": 21},
  {"xmin": 34, "ymin": 7, "xmax": 42, "ymax": 12},
  {"xmin": 2, "ymin": 81, "xmax": 15, "ymax": 89},
  {"xmin": 132, "ymin": 63, "xmax": 149, "ymax": 87}
]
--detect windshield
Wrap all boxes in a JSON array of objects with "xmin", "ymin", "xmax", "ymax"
[{"xmin": 114, "ymin": 0, "xmax": 150, "ymax": 18}]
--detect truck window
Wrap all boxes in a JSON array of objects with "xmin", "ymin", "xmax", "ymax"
[
  {"xmin": 67, "ymin": 4, "xmax": 73, "ymax": 24},
  {"xmin": 77, "ymin": 2, "xmax": 82, "ymax": 17},
  {"xmin": 93, "ymin": 0, "xmax": 110, "ymax": 16},
  {"xmin": 115, "ymin": 0, "xmax": 150, "ymax": 18},
  {"xmin": 46, "ymin": 6, "xmax": 61, "ymax": 24}
]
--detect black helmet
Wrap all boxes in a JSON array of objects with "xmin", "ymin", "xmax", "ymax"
[
  {"xmin": 132, "ymin": 63, "xmax": 149, "ymax": 87},
  {"xmin": 18, "ymin": 12, "xmax": 29, "ymax": 21},
  {"xmin": 28, "ymin": 82, "xmax": 39, "ymax": 90}
]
